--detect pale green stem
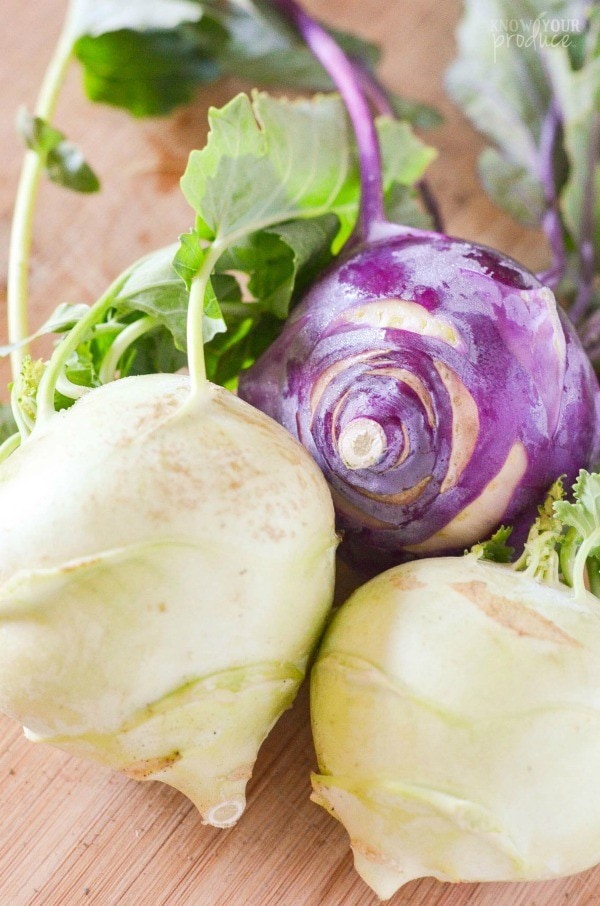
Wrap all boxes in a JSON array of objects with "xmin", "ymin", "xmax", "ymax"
[
  {"xmin": 55, "ymin": 373, "xmax": 92, "ymax": 400},
  {"xmin": 7, "ymin": 4, "xmax": 77, "ymax": 380},
  {"xmin": 98, "ymin": 315, "xmax": 159, "ymax": 384},
  {"xmin": 186, "ymin": 244, "xmax": 223, "ymax": 403},
  {"xmin": 10, "ymin": 381, "xmax": 34, "ymax": 438},
  {"xmin": 34, "ymin": 273, "xmax": 129, "ymax": 429},
  {"xmin": 0, "ymin": 432, "xmax": 21, "ymax": 464},
  {"xmin": 573, "ymin": 528, "xmax": 600, "ymax": 601}
]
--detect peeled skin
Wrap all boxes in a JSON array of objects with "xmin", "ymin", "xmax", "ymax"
[
  {"xmin": 310, "ymin": 557, "xmax": 600, "ymax": 898},
  {"xmin": 0, "ymin": 373, "xmax": 337, "ymax": 827},
  {"xmin": 239, "ymin": 235, "xmax": 600, "ymax": 567}
]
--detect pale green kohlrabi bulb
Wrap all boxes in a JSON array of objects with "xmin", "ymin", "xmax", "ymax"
[
  {"xmin": 310, "ymin": 556, "xmax": 600, "ymax": 899},
  {"xmin": 0, "ymin": 372, "xmax": 337, "ymax": 828}
]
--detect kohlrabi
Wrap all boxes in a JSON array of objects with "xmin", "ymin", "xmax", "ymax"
[
  {"xmin": 310, "ymin": 473, "xmax": 600, "ymax": 899},
  {"xmin": 0, "ymin": 6, "xmax": 338, "ymax": 827},
  {"xmin": 238, "ymin": 0, "xmax": 600, "ymax": 569},
  {"xmin": 0, "ymin": 363, "xmax": 337, "ymax": 828}
]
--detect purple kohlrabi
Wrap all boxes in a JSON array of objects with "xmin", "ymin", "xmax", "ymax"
[{"xmin": 238, "ymin": 0, "xmax": 600, "ymax": 568}]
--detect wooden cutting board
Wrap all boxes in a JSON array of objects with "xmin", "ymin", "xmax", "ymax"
[{"xmin": 1, "ymin": 2, "xmax": 598, "ymax": 904}]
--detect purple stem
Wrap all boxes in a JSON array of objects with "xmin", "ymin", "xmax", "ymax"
[
  {"xmin": 580, "ymin": 308, "xmax": 600, "ymax": 366},
  {"xmin": 353, "ymin": 59, "xmax": 445, "ymax": 234},
  {"xmin": 271, "ymin": 0, "xmax": 388, "ymax": 240},
  {"xmin": 536, "ymin": 98, "xmax": 567, "ymax": 291}
]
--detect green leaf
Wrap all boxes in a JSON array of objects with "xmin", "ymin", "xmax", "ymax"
[
  {"xmin": 173, "ymin": 230, "xmax": 204, "ymax": 289},
  {"xmin": 72, "ymin": 0, "xmax": 439, "ymax": 128},
  {"xmin": 216, "ymin": 214, "xmax": 339, "ymax": 318},
  {"xmin": 478, "ymin": 147, "xmax": 546, "ymax": 228},
  {"xmin": 388, "ymin": 94, "xmax": 442, "ymax": 130},
  {"xmin": 378, "ymin": 117, "xmax": 437, "ymax": 186},
  {"xmin": 46, "ymin": 142, "xmax": 101, "ymax": 193},
  {"xmin": 173, "ymin": 90, "xmax": 435, "ymax": 380},
  {"xmin": 74, "ymin": 24, "xmax": 224, "ymax": 117},
  {"xmin": 118, "ymin": 326, "xmax": 188, "ymax": 377},
  {"xmin": 544, "ymin": 48, "xmax": 600, "ymax": 254},
  {"xmin": 471, "ymin": 526, "xmax": 514, "ymax": 563},
  {"xmin": 446, "ymin": 1, "xmax": 599, "ymax": 313},
  {"xmin": 217, "ymin": 0, "xmax": 377, "ymax": 92},
  {"xmin": 181, "ymin": 92, "xmax": 435, "ymax": 244},
  {"xmin": 109, "ymin": 244, "xmax": 191, "ymax": 350},
  {"xmin": 205, "ymin": 312, "xmax": 281, "ymax": 390},
  {"xmin": 17, "ymin": 110, "xmax": 100, "ymax": 193},
  {"xmin": 554, "ymin": 470, "xmax": 600, "ymax": 541},
  {"xmin": 0, "ymin": 303, "xmax": 91, "ymax": 356},
  {"xmin": 512, "ymin": 479, "xmax": 566, "ymax": 584},
  {"xmin": 384, "ymin": 184, "xmax": 434, "ymax": 231},
  {"xmin": 446, "ymin": 0, "xmax": 554, "ymax": 172},
  {"xmin": 110, "ymin": 243, "xmax": 228, "ymax": 349}
]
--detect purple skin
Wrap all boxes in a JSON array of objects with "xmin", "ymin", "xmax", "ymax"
[
  {"xmin": 238, "ymin": 0, "xmax": 600, "ymax": 568},
  {"xmin": 239, "ymin": 232, "xmax": 600, "ymax": 566}
]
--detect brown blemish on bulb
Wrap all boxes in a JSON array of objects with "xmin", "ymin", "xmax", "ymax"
[
  {"xmin": 451, "ymin": 581, "xmax": 581, "ymax": 647},
  {"xmin": 123, "ymin": 751, "xmax": 182, "ymax": 780},
  {"xmin": 389, "ymin": 573, "xmax": 426, "ymax": 591},
  {"xmin": 351, "ymin": 839, "xmax": 402, "ymax": 868},
  {"xmin": 226, "ymin": 763, "xmax": 253, "ymax": 782}
]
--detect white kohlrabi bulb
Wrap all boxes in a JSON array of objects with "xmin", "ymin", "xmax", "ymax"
[
  {"xmin": 0, "ymin": 373, "xmax": 337, "ymax": 827},
  {"xmin": 310, "ymin": 556, "xmax": 600, "ymax": 898}
]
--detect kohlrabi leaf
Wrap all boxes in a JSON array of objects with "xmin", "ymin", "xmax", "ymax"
[
  {"xmin": 107, "ymin": 245, "xmax": 195, "ymax": 350},
  {"xmin": 118, "ymin": 326, "xmax": 188, "ymax": 377},
  {"xmin": 215, "ymin": 0, "xmax": 378, "ymax": 92},
  {"xmin": 0, "ymin": 303, "xmax": 92, "ymax": 356},
  {"xmin": 174, "ymin": 91, "xmax": 434, "ymax": 372},
  {"xmin": 15, "ymin": 357, "xmax": 45, "ymax": 425},
  {"xmin": 471, "ymin": 526, "xmax": 514, "ymax": 563},
  {"xmin": 73, "ymin": 21, "xmax": 225, "ymax": 117},
  {"xmin": 388, "ymin": 94, "xmax": 442, "ymax": 130},
  {"xmin": 478, "ymin": 147, "xmax": 547, "ymax": 228},
  {"xmin": 544, "ymin": 46, "xmax": 600, "ymax": 254},
  {"xmin": 445, "ymin": 0, "xmax": 554, "ymax": 171},
  {"xmin": 181, "ymin": 92, "xmax": 434, "ymax": 246},
  {"xmin": 204, "ymin": 312, "xmax": 282, "ymax": 390},
  {"xmin": 384, "ymin": 185, "xmax": 434, "ymax": 231},
  {"xmin": 72, "ymin": 0, "xmax": 436, "ymax": 129},
  {"xmin": 180, "ymin": 92, "xmax": 352, "ymax": 240},
  {"xmin": 554, "ymin": 470, "xmax": 600, "ymax": 541},
  {"xmin": 552, "ymin": 470, "xmax": 600, "ymax": 598},
  {"xmin": 215, "ymin": 214, "xmax": 339, "ymax": 318},
  {"xmin": 511, "ymin": 478, "xmax": 566, "ymax": 584},
  {"xmin": 446, "ymin": 1, "xmax": 599, "ymax": 328},
  {"xmin": 18, "ymin": 111, "xmax": 100, "ymax": 193}
]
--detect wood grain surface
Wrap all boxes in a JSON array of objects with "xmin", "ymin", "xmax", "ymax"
[{"xmin": 1, "ymin": 2, "xmax": 599, "ymax": 904}]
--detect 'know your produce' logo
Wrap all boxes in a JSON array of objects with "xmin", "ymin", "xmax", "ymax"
[{"xmin": 490, "ymin": 12, "xmax": 583, "ymax": 63}]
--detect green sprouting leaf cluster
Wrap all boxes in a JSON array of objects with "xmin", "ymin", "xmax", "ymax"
[
  {"xmin": 72, "ymin": 0, "xmax": 440, "ymax": 128},
  {"xmin": 475, "ymin": 472, "xmax": 600, "ymax": 600},
  {"xmin": 446, "ymin": 1, "xmax": 599, "ymax": 321},
  {"xmin": 514, "ymin": 477, "xmax": 566, "ymax": 586},
  {"xmin": 471, "ymin": 525, "xmax": 514, "ymax": 563},
  {"xmin": 18, "ymin": 110, "xmax": 100, "ymax": 194},
  {"xmin": 554, "ymin": 470, "xmax": 600, "ymax": 595}
]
